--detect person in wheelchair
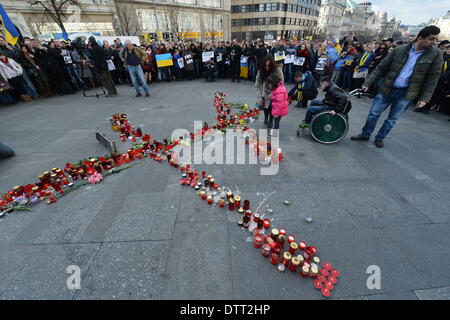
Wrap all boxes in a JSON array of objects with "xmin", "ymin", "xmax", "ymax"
[
  {"xmin": 288, "ymin": 71, "xmax": 318, "ymax": 108},
  {"xmin": 300, "ymin": 76, "xmax": 349, "ymax": 128}
]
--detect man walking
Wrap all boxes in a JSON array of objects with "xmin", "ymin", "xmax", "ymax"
[
  {"xmin": 120, "ymin": 40, "xmax": 150, "ymax": 97},
  {"xmin": 351, "ymin": 26, "xmax": 443, "ymax": 148}
]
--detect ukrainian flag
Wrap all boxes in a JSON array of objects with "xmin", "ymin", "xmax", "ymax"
[
  {"xmin": 240, "ymin": 57, "xmax": 248, "ymax": 79},
  {"xmin": 156, "ymin": 53, "xmax": 173, "ymax": 68},
  {"xmin": 0, "ymin": 5, "xmax": 19, "ymax": 45}
]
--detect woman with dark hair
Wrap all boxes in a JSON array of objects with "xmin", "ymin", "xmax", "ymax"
[
  {"xmin": 255, "ymin": 54, "xmax": 284, "ymax": 127},
  {"xmin": 20, "ymin": 44, "xmax": 52, "ymax": 97}
]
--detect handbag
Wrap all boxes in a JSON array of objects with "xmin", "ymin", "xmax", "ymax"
[
  {"xmin": 0, "ymin": 76, "xmax": 13, "ymax": 92},
  {"xmin": 257, "ymin": 97, "xmax": 265, "ymax": 110}
]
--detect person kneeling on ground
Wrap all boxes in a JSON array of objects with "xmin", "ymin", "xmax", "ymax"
[
  {"xmin": 300, "ymin": 76, "xmax": 348, "ymax": 128},
  {"xmin": 205, "ymin": 58, "xmax": 218, "ymax": 82},
  {"xmin": 288, "ymin": 71, "xmax": 318, "ymax": 108}
]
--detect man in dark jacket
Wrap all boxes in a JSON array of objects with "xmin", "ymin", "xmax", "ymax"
[
  {"xmin": 89, "ymin": 36, "xmax": 117, "ymax": 97},
  {"xmin": 288, "ymin": 71, "xmax": 318, "ymax": 108},
  {"xmin": 352, "ymin": 26, "xmax": 443, "ymax": 148},
  {"xmin": 229, "ymin": 40, "xmax": 242, "ymax": 82},
  {"xmin": 300, "ymin": 76, "xmax": 349, "ymax": 126}
]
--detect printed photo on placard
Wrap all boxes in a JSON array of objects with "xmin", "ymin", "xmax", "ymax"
[
  {"xmin": 294, "ymin": 57, "xmax": 305, "ymax": 66},
  {"xmin": 216, "ymin": 53, "xmax": 222, "ymax": 63},
  {"xmin": 184, "ymin": 54, "xmax": 194, "ymax": 65},
  {"xmin": 202, "ymin": 51, "xmax": 214, "ymax": 63},
  {"xmin": 177, "ymin": 57, "xmax": 184, "ymax": 69},
  {"xmin": 275, "ymin": 51, "xmax": 285, "ymax": 61},
  {"xmin": 316, "ymin": 58, "xmax": 327, "ymax": 71},
  {"xmin": 284, "ymin": 54, "xmax": 295, "ymax": 64}
]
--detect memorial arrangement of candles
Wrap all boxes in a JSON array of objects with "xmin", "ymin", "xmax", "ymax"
[{"xmin": 0, "ymin": 92, "xmax": 339, "ymax": 298}]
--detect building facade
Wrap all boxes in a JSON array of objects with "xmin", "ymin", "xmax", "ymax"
[
  {"xmin": 316, "ymin": 0, "xmax": 346, "ymax": 39},
  {"xmin": 429, "ymin": 10, "xmax": 450, "ymax": 41},
  {"xmin": 0, "ymin": 0, "xmax": 231, "ymax": 42},
  {"xmin": 378, "ymin": 11, "xmax": 400, "ymax": 40},
  {"xmin": 230, "ymin": 0, "xmax": 321, "ymax": 41}
]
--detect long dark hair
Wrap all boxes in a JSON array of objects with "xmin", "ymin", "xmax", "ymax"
[{"xmin": 259, "ymin": 55, "xmax": 277, "ymax": 81}]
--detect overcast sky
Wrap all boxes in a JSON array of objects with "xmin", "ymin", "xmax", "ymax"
[{"xmin": 370, "ymin": 0, "xmax": 449, "ymax": 25}]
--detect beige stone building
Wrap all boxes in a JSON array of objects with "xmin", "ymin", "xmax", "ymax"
[
  {"xmin": 230, "ymin": 0, "xmax": 320, "ymax": 41},
  {"xmin": 0, "ymin": 0, "xmax": 231, "ymax": 42}
]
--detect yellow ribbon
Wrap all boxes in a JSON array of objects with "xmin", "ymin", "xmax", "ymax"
[{"xmin": 359, "ymin": 52, "xmax": 370, "ymax": 67}]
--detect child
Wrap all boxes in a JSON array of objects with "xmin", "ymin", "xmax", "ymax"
[
  {"xmin": 288, "ymin": 71, "xmax": 318, "ymax": 108},
  {"xmin": 300, "ymin": 76, "xmax": 349, "ymax": 128},
  {"xmin": 267, "ymin": 74, "xmax": 288, "ymax": 136}
]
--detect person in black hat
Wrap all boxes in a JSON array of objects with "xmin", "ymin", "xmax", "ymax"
[{"xmin": 88, "ymin": 36, "xmax": 117, "ymax": 97}]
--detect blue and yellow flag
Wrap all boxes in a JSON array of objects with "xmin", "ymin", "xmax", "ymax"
[
  {"xmin": 0, "ymin": 5, "xmax": 19, "ymax": 45},
  {"xmin": 155, "ymin": 53, "xmax": 173, "ymax": 68}
]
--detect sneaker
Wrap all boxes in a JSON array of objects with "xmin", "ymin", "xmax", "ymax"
[
  {"xmin": 413, "ymin": 107, "xmax": 422, "ymax": 112},
  {"xmin": 267, "ymin": 129, "xmax": 273, "ymax": 136},
  {"xmin": 145, "ymin": 92, "xmax": 150, "ymax": 97},
  {"xmin": 136, "ymin": 92, "xmax": 142, "ymax": 97},
  {"xmin": 351, "ymin": 135, "xmax": 369, "ymax": 141},
  {"xmin": 374, "ymin": 140, "xmax": 384, "ymax": 148},
  {"xmin": 299, "ymin": 123, "xmax": 310, "ymax": 129}
]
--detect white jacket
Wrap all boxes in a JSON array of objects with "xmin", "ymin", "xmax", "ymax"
[{"xmin": 0, "ymin": 58, "xmax": 23, "ymax": 79}]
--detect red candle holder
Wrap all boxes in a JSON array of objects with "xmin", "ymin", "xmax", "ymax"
[
  {"xmin": 263, "ymin": 219, "xmax": 270, "ymax": 229},
  {"xmin": 290, "ymin": 257, "xmax": 300, "ymax": 272},
  {"xmin": 298, "ymin": 241, "xmax": 307, "ymax": 251},
  {"xmin": 270, "ymin": 253, "xmax": 279, "ymax": 265},
  {"xmin": 243, "ymin": 200, "xmax": 250, "ymax": 210},
  {"xmin": 261, "ymin": 244, "xmax": 271, "ymax": 257},
  {"xmin": 218, "ymin": 199, "xmax": 225, "ymax": 208},
  {"xmin": 253, "ymin": 234, "xmax": 263, "ymax": 248},
  {"xmin": 281, "ymin": 252, "xmax": 292, "ymax": 267},
  {"xmin": 289, "ymin": 242, "xmax": 298, "ymax": 255},
  {"xmin": 300, "ymin": 265, "xmax": 310, "ymax": 278}
]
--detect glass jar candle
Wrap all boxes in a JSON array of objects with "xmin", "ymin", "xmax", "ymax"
[
  {"xmin": 271, "ymin": 228, "xmax": 280, "ymax": 241},
  {"xmin": 228, "ymin": 199, "xmax": 235, "ymax": 211},
  {"xmin": 207, "ymin": 196, "xmax": 213, "ymax": 205},
  {"xmin": 253, "ymin": 234, "xmax": 263, "ymax": 248},
  {"xmin": 298, "ymin": 241, "xmax": 307, "ymax": 251},
  {"xmin": 290, "ymin": 257, "xmax": 300, "ymax": 272},
  {"xmin": 300, "ymin": 265, "xmax": 310, "ymax": 278},
  {"xmin": 264, "ymin": 235, "xmax": 277, "ymax": 249},
  {"xmin": 304, "ymin": 246, "xmax": 317, "ymax": 261},
  {"xmin": 218, "ymin": 199, "xmax": 225, "ymax": 208},
  {"xmin": 226, "ymin": 191, "xmax": 233, "ymax": 200},
  {"xmin": 270, "ymin": 253, "xmax": 279, "ymax": 265},
  {"xmin": 252, "ymin": 213, "xmax": 260, "ymax": 224},
  {"xmin": 281, "ymin": 252, "xmax": 292, "ymax": 267},
  {"xmin": 78, "ymin": 170, "xmax": 87, "ymax": 180},
  {"xmin": 276, "ymin": 235, "xmax": 286, "ymax": 250},
  {"xmin": 287, "ymin": 235, "xmax": 295, "ymax": 244},
  {"xmin": 261, "ymin": 244, "xmax": 271, "ymax": 257},
  {"xmin": 279, "ymin": 228, "xmax": 286, "ymax": 236},
  {"xmin": 289, "ymin": 242, "xmax": 299, "ymax": 255},
  {"xmin": 263, "ymin": 219, "xmax": 270, "ymax": 229},
  {"xmin": 200, "ymin": 191, "xmax": 207, "ymax": 200},
  {"xmin": 234, "ymin": 196, "xmax": 241, "ymax": 208},
  {"xmin": 243, "ymin": 200, "xmax": 250, "ymax": 210},
  {"xmin": 310, "ymin": 266, "xmax": 319, "ymax": 278},
  {"xmin": 237, "ymin": 207, "xmax": 244, "ymax": 215}
]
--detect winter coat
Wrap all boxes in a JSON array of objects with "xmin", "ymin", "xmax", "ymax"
[
  {"xmin": 271, "ymin": 83, "xmax": 289, "ymax": 117},
  {"xmin": 255, "ymin": 65, "xmax": 284, "ymax": 108},
  {"xmin": 0, "ymin": 58, "xmax": 23, "ymax": 79},
  {"xmin": 364, "ymin": 43, "xmax": 443, "ymax": 103},
  {"xmin": 322, "ymin": 84, "xmax": 349, "ymax": 114},
  {"xmin": 288, "ymin": 71, "xmax": 317, "ymax": 100}
]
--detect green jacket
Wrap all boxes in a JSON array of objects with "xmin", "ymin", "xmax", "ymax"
[
  {"xmin": 119, "ymin": 47, "xmax": 146, "ymax": 68},
  {"xmin": 364, "ymin": 43, "xmax": 443, "ymax": 102}
]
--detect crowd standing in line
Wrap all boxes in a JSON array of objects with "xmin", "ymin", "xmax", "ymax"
[{"xmin": 0, "ymin": 26, "xmax": 449, "ymax": 156}]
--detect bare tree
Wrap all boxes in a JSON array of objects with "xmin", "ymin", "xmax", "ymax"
[
  {"xmin": 27, "ymin": 0, "xmax": 81, "ymax": 35},
  {"xmin": 168, "ymin": 4, "xmax": 182, "ymax": 41},
  {"xmin": 113, "ymin": 0, "xmax": 140, "ymax": 36}
]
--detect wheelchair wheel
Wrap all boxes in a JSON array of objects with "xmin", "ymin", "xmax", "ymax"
[{"xmin": 310, "ymin": 111, "xmax": 349, "ymax": 144}]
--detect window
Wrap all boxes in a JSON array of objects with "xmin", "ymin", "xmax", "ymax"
[
  {"xmin": 270, "ymin": 17, "xmax": 278, "ymax": 25},
  {"xmin": 287, "ymin": 5, "xmax": 292, "ymax": 12},
  {"xmin": 175, "ymin": 0, "xmax": 196, "ymax": 4},
  {"xmin": 202, "ymin": 0, "xmax": 221, "ymax": 7},
  {"xmin": 203, "ymin": 13, "xmax": 222, "ymax": 30}
]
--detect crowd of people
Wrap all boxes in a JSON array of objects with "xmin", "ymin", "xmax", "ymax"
[{"xmin": 0, "ymin": 26, "xmax": 449, "ymax": 155}]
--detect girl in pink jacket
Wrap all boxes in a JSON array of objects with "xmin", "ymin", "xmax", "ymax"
[{"xmin": 266, "ymin": 74, "xmax": 289, "ymax": 136}]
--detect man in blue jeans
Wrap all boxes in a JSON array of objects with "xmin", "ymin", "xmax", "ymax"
[
  {"xmin": 119, "ymin": 40, "xmax": 150, "ymax": 97},
  {"xmin": 351, "ymin": 26, "xmax": 443, "ymax": 148}
]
